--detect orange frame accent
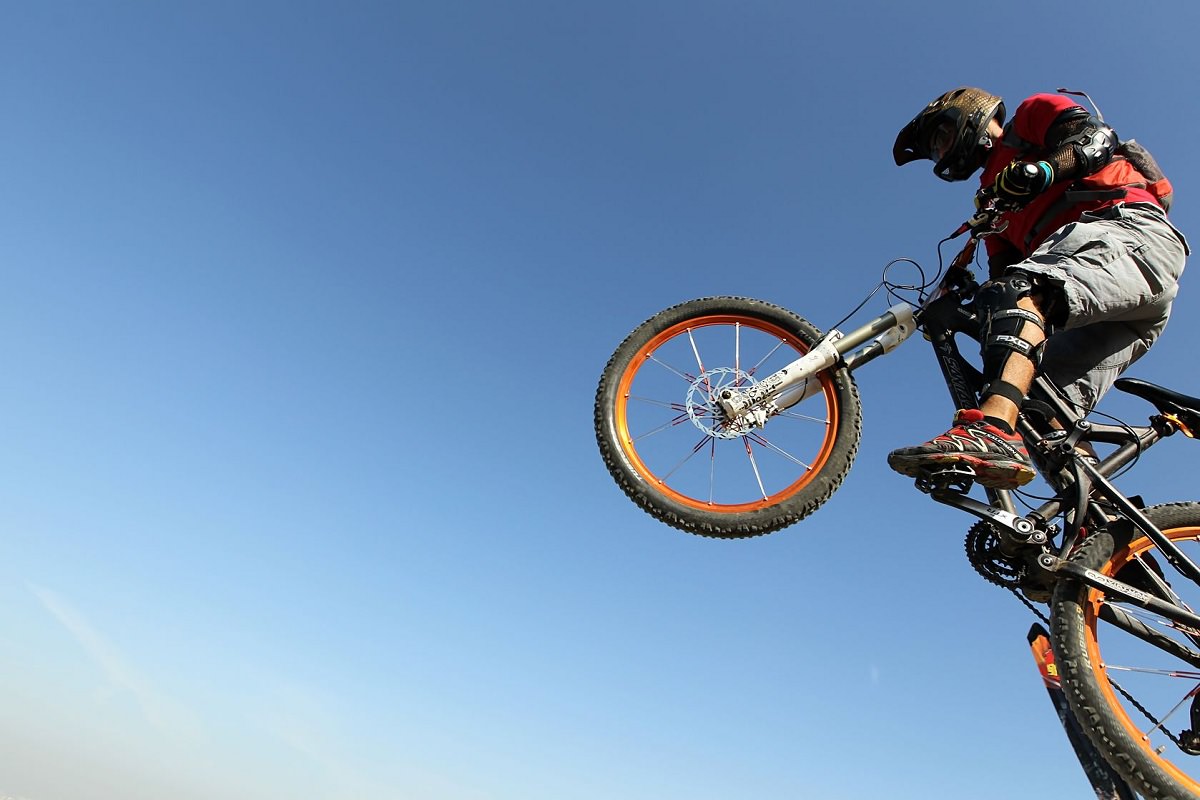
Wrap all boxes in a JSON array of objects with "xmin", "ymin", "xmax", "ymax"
[{"xmin": 1084, "ymin": 527, "xmax": 1200, "ymax": 792}]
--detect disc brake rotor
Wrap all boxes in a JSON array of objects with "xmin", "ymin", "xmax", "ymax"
[{"xmin": 686, "ymin": 367, "xmax": 756, "ymax": 438}]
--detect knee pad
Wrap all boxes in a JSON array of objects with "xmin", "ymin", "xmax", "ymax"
[{"xmin": 977, "ymin": 271, "xmax": 1047, "ymax": 404}]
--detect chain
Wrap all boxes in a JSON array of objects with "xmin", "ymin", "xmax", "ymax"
[
  {"xmin": 1008, "ymin": 589, "xmax": 1193, "ymax": 752},
  {"xmin": 1008, "ymin": 586, "xmax": 1050, "ymax": 625},
  {"xmin": 998, "ymin": 554, "xmax": 1190, "ymax": 747},
  {"xmin": 962, "ymin": 496, "xmax": 1199, "ymax": 755},
  {"xmin": 1108, "ymin": 677, "xmax": 1187, "ymax": 750}
]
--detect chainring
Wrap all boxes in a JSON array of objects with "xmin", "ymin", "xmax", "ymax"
[{"xmin": 965, "ymin": 520, "xmax": 1027, "ymax": 589}]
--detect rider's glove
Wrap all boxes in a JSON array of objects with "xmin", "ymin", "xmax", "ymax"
[{"xmin": 990, "ymin": 160, "xmax": 1055, "ymax": 206}]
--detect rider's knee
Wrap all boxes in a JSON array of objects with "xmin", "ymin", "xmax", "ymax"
[
  {"xmin": 985, "ymin": 268, "xmax": 1065, "ymax": 327},
  {"xmin": 977, "ymin": 271, "xmax": 1051, "ymax": 398}
]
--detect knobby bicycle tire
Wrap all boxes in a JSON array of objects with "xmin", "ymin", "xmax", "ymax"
[
  {"xmin": 1052, "ymin": 502, "xmax": 1200, "ymax": 800},
  {"xmin": 594, "ymin": 297, "xmax": 862, "ymax": 538}
]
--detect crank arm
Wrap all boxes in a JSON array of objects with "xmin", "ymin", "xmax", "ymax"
[{"xmin": 926, "ymin": 483, "xmax": 1048, "ymax": 545}]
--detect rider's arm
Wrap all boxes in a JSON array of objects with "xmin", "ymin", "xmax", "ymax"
[
  {"xmin": 988, "ymin": 100, "xmax": 1121, "ymax": 206},
  {"xmin": 1037, "ymin": 108, "xmax": 1120, "ymax": 182}
]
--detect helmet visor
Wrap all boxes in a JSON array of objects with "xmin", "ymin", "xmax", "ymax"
[
  {"xmin": 927, "ymin": 120, "xmax": 957, "ymax": 163},
  {"xmin": 931, "ymin": 110, "xmax": 988, "ymax": 182}
]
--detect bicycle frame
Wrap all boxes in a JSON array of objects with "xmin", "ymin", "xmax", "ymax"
[
  {"xmin": 714, "ymin": 264, "xmax": 1200, "ymax": 633},
  {"xmin": 911, "ymin": 270, "xmax": 1200, "ymax": 635}
]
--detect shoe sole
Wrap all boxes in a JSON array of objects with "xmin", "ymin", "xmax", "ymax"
[{"xmin": 888, "ymin": 452, "xmax": 1035, "ymax": 490}]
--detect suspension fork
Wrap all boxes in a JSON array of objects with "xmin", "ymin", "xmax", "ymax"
[{"xmin": 715, "ymin": 303, "xmax": 917, "ymax": 421}]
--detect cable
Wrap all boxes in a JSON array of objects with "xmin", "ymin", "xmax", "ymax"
[
  {"xmin": 824, "ymin": 281, "xmax": 886, "ymax": 332},
  {"xmin": 882, "ymin": 258, "xmax": 931, "ymax": 305},
  {"xmin": 826, "ymin": 253, "xmax": 939, "ymax": 333}
]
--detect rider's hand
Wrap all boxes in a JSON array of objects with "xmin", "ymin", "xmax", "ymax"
[
  {"xmin": 990, "ymin": 160, "xmax": 1055, "ymax": 206},
  {"xmin": 974, "ymin": 185, "xmax": 997, "ymax": 212}
]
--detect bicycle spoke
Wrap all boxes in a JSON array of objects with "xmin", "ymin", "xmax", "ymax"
[
  {"xmin": 747, "ymin": 337, "xmax": 786, "ymax": 379},
  {"xmin": 1114, "ymin": 602, "xmax": 1200, "ymax": 636},
  {"xmin": 746, "ymin": 431, "xmax": 814, "ymax": 471},
  {"xmin": 631, "ymin": 412, "xmax": 693, "ymax": 443},
  {"xmin": 598, "ymin": 298, "xmax": 859, "ymax": 540},
  {"xmin": 734, "ymin": 322, "xmax": 741, "ymax": 385},
  {"xmin": 604, "ymin": 307, "xmax": 855, "ymax": 517},
  {"xmin": 1100, "ymin": 604, "xmax": 1200, "ymax": 670},
  {"xmin": 1105, "ymin": 664, "xmax": 1200, "ymax": 681},
  {"xmin": 1073, "ymin": 518, "xmax": 1200, "ymax": 790},
  {"xmin": 1131, "ymin": 554, "xmax": 1187, "ymax": 608},
  {"xmin": 1133, "ymin": 682, "xmax": 1200, "ymax": 742},
  {"xmin": 647, "ymin": 353, "xmax": 698, "ymax": 384},
  {"xmin": 708, "ymin": 436, "xmax": 717, "ymax": 504},
  {"xmin": 628, "ymin": 395, "xmax": 687, "ymax": 412},
  {"xmin": 777, "ymin": 408, "xmax": 831, "ymax": 425},
  {"xmin": 686, "ymin": 328, "xmax": 713, "ymax": 396},
  {"xmin": 659, "ymin": 433, "xmax": 718, "ymax": 483},
  {"xmin": 742, "ymin": 436, "xmax": 768, "ymax": 501},
  {"xmin": 1107, "ymin": 593, "xmax": 1200, "ymax": 654}
]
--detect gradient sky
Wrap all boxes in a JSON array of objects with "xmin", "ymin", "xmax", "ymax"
[{"xmin": 4, "ymin": 3, "xmax": 1200, "ymax": 799}]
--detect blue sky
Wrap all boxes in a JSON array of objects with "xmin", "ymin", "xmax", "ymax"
[{"xmin": 3, "ymin": 2, "xmax": 1200, "ymax": 799}]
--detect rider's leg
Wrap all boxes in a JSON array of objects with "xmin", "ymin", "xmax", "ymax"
[
  {"xmin": 1022, "ymin": 204, "xmax": 1186, "ymax": 411},
  {"xmin": 977, "ymin": 293, "xmax": 1047, "ymax": 430},
  {"xmin": 886, "ymin": 273, "xmax": 1048, "ymax": 489},
  {"xmin": 888, "ymin": 204, "xmax": 1186, "ymax": 490}
]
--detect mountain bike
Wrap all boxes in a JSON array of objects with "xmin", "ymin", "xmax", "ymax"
[{"xmin": 593, "ymin": 200, "xmax": 1200, "ymax": 799}]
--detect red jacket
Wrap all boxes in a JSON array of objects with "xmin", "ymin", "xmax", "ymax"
[{"xmin": 983, "ymin": 93, "xmax": 1161, "ymax": 260}]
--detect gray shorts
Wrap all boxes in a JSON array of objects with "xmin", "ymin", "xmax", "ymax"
[{"xmin": 1013, "ymin": 203, "xmax": 1189, "ymax": 410}]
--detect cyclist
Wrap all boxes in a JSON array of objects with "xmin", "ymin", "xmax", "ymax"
[{"xmin": 887, "ymin": 87, "xmax": 1189, "ymax": 489}]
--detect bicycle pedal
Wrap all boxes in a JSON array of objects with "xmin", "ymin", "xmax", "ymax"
[{"xmin": 914, "ymin": 463, "xmax": 977, "ymax": 494}]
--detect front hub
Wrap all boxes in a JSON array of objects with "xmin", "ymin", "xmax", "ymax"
[{"xmin": 688, "ymin": 367, "xmax": 760, "ymax": 438}]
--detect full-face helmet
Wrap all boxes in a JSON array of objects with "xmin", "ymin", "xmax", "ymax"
[{"xmin": 893, "ymin": 87, "xmax": 1005, "ymax": 182}]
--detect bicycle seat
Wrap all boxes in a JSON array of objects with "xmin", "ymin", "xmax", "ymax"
[{"xmin": 1115, "ymin": 378, "xmax": 1200, "ymax": 431}]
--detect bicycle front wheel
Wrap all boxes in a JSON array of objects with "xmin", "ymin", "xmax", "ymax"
[
  {"xmin": 594, "ymin": 297, "xmax": 862, "ymax": 538},
  {"xmin": 1052, "ymin": 503, "xmax": 1200, "ymax": 799}
]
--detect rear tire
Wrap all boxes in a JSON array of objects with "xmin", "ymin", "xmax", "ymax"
[
  {"xmin": 1051, "ymin": 503, "xmax": 1200, "ymax": 799},
  {"xmin": 594, "ymin": 297, "xmax": 861, "ymax": 538}
]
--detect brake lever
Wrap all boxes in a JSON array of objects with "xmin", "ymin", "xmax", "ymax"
[
  {"xmin": 946, "ymin": 193, "xmax": 1008, "ymax": 271},
  {"xmin": 940, "ymin": 193, "xmax": 1017, "ymax": 298},
  {"xmin": 967, "ymin": 208, "xmax": 1008, "ymax": 237},
  {"xmin": 965, "ymin": 190, "xmax": 1020, "ymax": 238}
]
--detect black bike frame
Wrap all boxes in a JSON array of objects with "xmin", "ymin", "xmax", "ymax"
[{"xmin": 899, "ymin": 267, "xmax": 1200, "ymax": 635}]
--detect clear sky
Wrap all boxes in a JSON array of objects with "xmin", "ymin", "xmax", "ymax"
[{"xmin": 3, "ymin": 2, "xmax": 1200, "ymax": 799}]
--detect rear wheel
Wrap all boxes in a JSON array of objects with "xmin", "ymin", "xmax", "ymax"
[
  {"xmin": 1052, "ymin": 503, "xmax": 1200, "ymax": 799},
  {"xmin": 594, "ymin": 297, "xmax": 861, "ymax": 538}
]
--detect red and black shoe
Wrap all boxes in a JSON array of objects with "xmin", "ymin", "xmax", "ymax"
[{"xmin": 887, "ymin": 408, "xmax": 1036, "ymax": 489}]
